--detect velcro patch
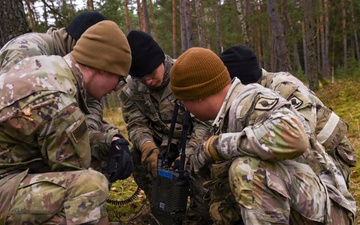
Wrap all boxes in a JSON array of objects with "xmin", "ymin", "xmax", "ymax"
[
  {"xmin": 71, "ymin": 118, "xmax": 87, "ymax": 143},
  {"xmin": 255, "ymin": 97, "xmax": 278, "ymax": 111},
  {"xmin": 289, "ymin": 95, "xmax": 303, "ymax": 109}
]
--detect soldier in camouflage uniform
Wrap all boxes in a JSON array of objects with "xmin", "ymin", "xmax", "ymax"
[
  {"xmin": 170, "ymin": 47, "xmax": 355, "ymax": 224},
  {"xmin": 0, "ymin": 11, "xmax": 123, "ymax": 176},
  {"xmin": 220, "ymin": 44, "xmax": 356, "ymax": 188},
  {"xmin": 120, "ymin": 30, "xmax": 212, "ymax": 224},
  {"xmin": 220, "ymin": 45, "xmax": 356, "ymax": 224},
  {"xmin": 0, "ymin": 21, "xmax": 133, "ymax": 224}
]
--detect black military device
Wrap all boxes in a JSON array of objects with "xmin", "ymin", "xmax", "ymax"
[{"xmin": 150, "ymin": 101, "xmax": 191, "ymax": 225}]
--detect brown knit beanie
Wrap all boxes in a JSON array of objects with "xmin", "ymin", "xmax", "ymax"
[
  {"xmin": 72, "ymin": 20, "xmax": 131, "ymax": 77},
  {"xmin": 170, "ymin": 47, "xmax": 231, "ymax": 101}
]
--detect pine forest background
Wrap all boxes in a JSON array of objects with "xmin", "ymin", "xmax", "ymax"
[{"xmin": 2, "ymin": 0, "xmax": 360, "ymax": 93}]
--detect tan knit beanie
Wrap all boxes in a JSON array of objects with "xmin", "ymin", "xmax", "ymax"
[
  {"xmin": 72, "ymin": 20, "xmax": 131, "ymax": 77},
  {"xmin": 170, "ymin": 47, "xmax": 231, "ymax": 101}
]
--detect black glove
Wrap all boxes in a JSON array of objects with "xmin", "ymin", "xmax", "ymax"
[{"xmin": 107, "ymin": 138, "xmax": 134, "ymax": 182}]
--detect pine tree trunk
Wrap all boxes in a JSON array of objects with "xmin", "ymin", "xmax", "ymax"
[
  {"xmin": 185, "ymin": 0, "xmax": 193, "ymax": 49},
  {"xmin": 267, "ymin": 0, "xmax": 292, "ymax": 72},
  {"xmin": 180, "ymin": 0, "xmax": 188, "ymax": 52},
  {"xmin": 149, "ymin": 0, "xmax": 158, "ymax": 41},
  {"xmin": 0, "ymin": 0, "xmax": 30, "ymax": 47},
  {"xmin": 350, "ymin": 0, "xmax": 360, "ymax": 63},
  {"xmin": 136, "ymin": 0, "xmax": 144, "ymax": 31},
  {"xmin": 172, "ymin": 0, "xmax": 177, "ymax": 58},
  {"xmin": 282, "ymin": 0, "xmax": 302, "ymax": 72},
  {"xmin": 142, "ymin": 0, "xmax": 151, "ymax": 34},
  {"xmin": 323, "ymin": 0, "xmax": 330, "ymax": 78},
  {"xmin": 303, "ymin": 0, "xmax": 319, "ymax": 91},
  {"xmin": 342, "ymin": 0, "xmax": 347, "ymax": 69},
  {"xmin": 124, "ymin": 0, "xmax": 132, "ymax": 33},
  {"xmin": 87, "ymin": 0, "xmax": 94, "ymax": 10},
  {"xmin": 235, "ymin": 0, "xmax": 250, "ymax": 45},
  {"xmin": 195, "ymin": 0, "xmax": 204, "ymax": 47},
  {"xmin": 215, "ymin": 0, "xmax": 222, "ymax": 54}
]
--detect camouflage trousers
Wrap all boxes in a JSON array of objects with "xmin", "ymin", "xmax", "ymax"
[
  {"xmin": 206, "ymin": 157, "xmax": 353, "ymax": 225},
  {"xmin": 131, "ymin": 147, "xmax": 212, "ymax": 225},
  {"xmin": 0, "ymin": 168, "xmax": 109, "ymax": 225}
]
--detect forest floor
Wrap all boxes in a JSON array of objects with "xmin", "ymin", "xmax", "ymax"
[{"xmin": 103, "ymin": 80, "xmax": 360, "ymax": 224}]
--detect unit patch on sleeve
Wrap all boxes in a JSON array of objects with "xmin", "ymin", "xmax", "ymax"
[
  {"xmin": 289, "ymin": 95, "xmax": 303, "ymax": 109},
  {"xmin": 255, "ymin": 97, "xmax": 278, "ymax": 111}
]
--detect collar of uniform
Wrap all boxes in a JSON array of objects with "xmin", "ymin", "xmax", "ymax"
[
  {"xmin": 51, "ymin": 27, "xmax": 76, "ymax": 57},
  {"xmin": 63, "ymin": 53, "xmax": 90, "ymax": 114},
  {"xmin": 212, "ymin": 78, "xmax": 241, "ymax": 130}
]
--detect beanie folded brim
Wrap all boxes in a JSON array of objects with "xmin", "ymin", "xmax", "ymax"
[{"xmin": 171, "ymin": 67, "xmax": 229, "ymax": 101}]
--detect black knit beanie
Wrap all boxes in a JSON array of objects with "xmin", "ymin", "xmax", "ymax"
[
  {"xmin": 66, "ymin": 11, "xmax": 108, "ymax": 41},
  {"xmin": 220, "ymin": 44, "xmax": 262, "ymax": 84},
  {"xmin": 127, "ymin": 30, "xmax": 165, "ymax": 77}
]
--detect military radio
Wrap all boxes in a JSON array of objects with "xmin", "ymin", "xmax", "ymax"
[{"xmin": 150, "ymin": 101, "xmax": 191, "ymax": 225}]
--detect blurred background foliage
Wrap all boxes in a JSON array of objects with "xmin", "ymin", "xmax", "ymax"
[{"xmin": 2, "ymin": 0, "xmax": 360, "ymax": 93}]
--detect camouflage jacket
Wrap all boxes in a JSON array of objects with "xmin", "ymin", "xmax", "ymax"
[
  {"xmin": 0, "ymin": 54, "xmax": 92, "ymax": 176},
  {"xmin": 259, "ymin": 69, "xmax": 356, "ymax": 173},
  {"xmin": 207, "ymin": 78, "xmax": 356, "ymax": 222},
  {"xmin": 0, "ymin": 30, "xmax": 120, "ymax": 165},
  {"xmin": 259, "ymin": 69, "xmax": 355, "ymax": 166},
  {"xmin": 0, "ymin": 28, "xmax": 75, "ymax": 73},
  {"xmin": 259, "ymin": 71, "xmax": 356, "ymax": 217},
  {"xmin": 119, "ymin": 55, "xmax": 211, "ymax": 155},
  {"xmin": 213, "ymin": 78, "xmax": 308, "ymax": 161}
]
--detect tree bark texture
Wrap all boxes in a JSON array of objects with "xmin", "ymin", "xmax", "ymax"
[
  {"xmin": 142, "ymin": 0, "xmax": 151, "ymax": 34},
  {"xmin": 235, "ymin": 0, "xmax": 250, "ymax": 45},
  {"xmin": 267, "ymin": 0, "xmax": 292, "ymax": 73},
  {"xmin": 195, "ymin": 0, "xmax": 204, "ymax": 47},
  {"xmin": 215, "ymin": 0, "xmax": 222, "ymax": 54},
  {"xmin": 0, "ymin": 0, "xmax": 30, "ymax": 48},
  {"xmin": 172, "ymin": 0, "xmax": 177, "ymax": 58},
  {"xmin": 303, "ymin": 0, "xmax": 319, "ymax": 91}
]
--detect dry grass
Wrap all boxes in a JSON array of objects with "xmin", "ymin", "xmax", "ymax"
[{"xmin": 104, "ymin": 81, "xmax": 360, "ymax": 224}]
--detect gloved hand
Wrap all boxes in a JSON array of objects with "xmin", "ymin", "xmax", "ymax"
[
  {"xmin": 191, "ymin": 136, "xmax": 221, "ymax": 173},
  {"xmin": 107, "ymin": 138, "xmax": 134, "ymax": 183},
  {"xmin": 140, "ymin": 141, "xmax": 160, "ymax": 177}
]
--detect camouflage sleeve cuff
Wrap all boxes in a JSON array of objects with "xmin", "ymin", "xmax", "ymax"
[
  {"xmin": 205, "ymin": 136, "xmax": 222, "ymax": 161},
  {"xmin": 239, "ymin": 111, "xmax": 308, "ymax": 161},
  {"xmin": 103, "ymin": 131, "xmax": 122, "ymax": 147},
  {"xmin": 216, "ymin": 131, "xmax": 259, "ymax": 160}
]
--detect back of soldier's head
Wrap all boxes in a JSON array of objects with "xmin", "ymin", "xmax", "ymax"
[
  {"xmin": 66, "ymin": 11, "xmax": 108, "ymax": 41},
  {"xmin": 170, "ymin": 47, "xmax": 231, "ymax": 101},
  {"xmin": 220, "ymin": 44, "xmax": 262, "ymax": 84}
]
